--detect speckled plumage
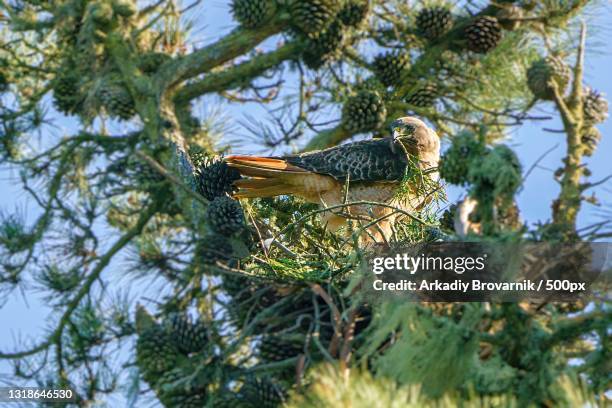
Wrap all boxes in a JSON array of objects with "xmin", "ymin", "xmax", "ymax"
[{"xmin": 283, "ymin": 138, "xmax": 408, "ymax": 182}]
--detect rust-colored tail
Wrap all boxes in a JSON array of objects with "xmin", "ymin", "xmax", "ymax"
[{"xmin": 225, "ymin": 155, "xmax": 306, "ymax": 198}]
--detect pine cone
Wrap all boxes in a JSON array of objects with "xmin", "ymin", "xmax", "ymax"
[
  {"xmin": 163, "ymin": 313, "xmax": 208, "ymax": 354},
  {"xmin": 259, "ymin": 334, "xmax": 303, "ymax": 362},
  {"xmin": 464, "ymin": 16, "xmax": 502, "ymax": 54},
  {"xmin": 583, "ymin": 87, "xmax": 608, "ymax": 124},
  {"xmin": 341, "ymin": 89, "xmax": 387, "ymax": 133},
  {"xmin": 290, "ymin": 0, "xmax": 341, "ymax": 39},
  {"xmin": 163, "ymin": 393, "xmax": 207, "ymax": 408},
  {"xmin": 238, "ymin": 376, "xmax": 285, "ymax": 407},
  {"xmin": 439, "ymin": 131, "xmax": 485, "ymax": 186},
  {"xmin": 302, "ymin": 21, "xmax": 345, "ymax": 69},
  {"xmin": 138, "ymin": 52, "xmax": 171, "ymax": 74},
  {"xmin": 197, "ymin": 235, "xmax": 234, "ymax": 265},
  {"xmin": 404, "ymin": 82, "xmax": 439, "ymax": 107},
  {"xmin": 231, "ymin": 0, "xmax": 272, "ymax": 29},
  {"xmin": 222, "ymin": 273, "xmax": 251, "ymax": 299},
  {"xmin": 205, "ymin": 196, "xmax": 245, "ymax": 236},
  {"xmin": 99, "ymin": 82, "xmax": 136, "ymax": 120},
  {"xmin": 136, "ymin": 326, "xmax": 181, "ymax": 377},
  {"xmin": 135, "ymin": 159, "xmax": 166, "ymax": 190},
  {"xmin": 416, "ymin": 7, "xmax": 453, "ymax": 40},
  {"xmin": 372, "ymin": 52, "xmax": 409, "ymax": 87},
  {"xmin": 526, "ymin": 56, "xmax": 571, "ymax": 100},
  {"xmin": 194, "ymin": 157, "xmax": 241, "ymax": 201},
  {"xmin": 53, "ymin": 71, "xmax": 83, "ymax": 115},
  {"xmin": 338, "ymin": 0, "xmax": 370, "ymax": 27},
  {"xmin": 188, "ymin": 147, "xmax": 208, "ymax": 170},
  {"xmin": 223, "ymin": 275, "xmax": 284, "ymax": 328}
]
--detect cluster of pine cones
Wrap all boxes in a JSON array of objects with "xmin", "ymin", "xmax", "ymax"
[
  {"xmin": 336, "ymin": 3, "xmax": 526, "ymax": 134},
  {"xmin": 525, "ymin": 55, "xmax": 608, "ymax": 154},
  {"xmin": 191, "ymin": 153, "xmax": 250, "ymax": 265},
  {"xmin": 231, "ymin": 0, "xmax": 370, "ymax": 70},
  {"xmin": 135, "ymin": 307, "xmax": 288, "ymax": 407},
  {"xmin": 50, "ymin": 0, "xmax": 172, "ymax": 122}
]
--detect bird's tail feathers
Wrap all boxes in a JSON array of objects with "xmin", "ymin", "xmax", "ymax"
[
  {"xmin": 225, "ymin": 155, "xmax": 305, "ymax": 176},
  {"xmin": 232, "ymin": 178, "xmax": 297, "ymax": 198},
  {"xmin": 225, "ymin": 155, "xmax": 306, "ymax": 198}
]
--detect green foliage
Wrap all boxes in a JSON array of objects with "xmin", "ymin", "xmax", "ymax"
[
  {"xmin": 363, "ymin": 302, "xmax": 481, "ymax": 397},
  {"xmin": 138, "ymin": 52, "xmax": 172, "ymax": 74},
  {"xmin": 459, "ymin": 33, "xmax": 540, "ymax": 111},
  {"xmin": 196, "ymin": 234, "xmax": 236, "ymax": 265},
  {"xmin": 288, "ymin": 364, "xmax": 424, "ymax": 408},
  {"xmin": 0, "ymin": 212, "xmax": 33, "ymax": 254},
  {"xmin": 468, "ymin": 144, "xmax": 522, "ymax": 208},
  {"xmin": 287, "ymin": 363, "xmax": 599, "ymax": 407},
  {"xmin": 496, "ymin": 4, "xmax": 524, "ymax": 31},
  {"xmin": 38, "ymin": 265, "xmax": 81, "ymax": 293},
  {"xmin": 439, "ymin": 130, "xmax": 486, "ymax": 186}
]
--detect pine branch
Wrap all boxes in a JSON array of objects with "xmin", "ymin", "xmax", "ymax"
[
  {"xmin": 159, "ymin": 17, "xmax": 289, "ymax": 87},
  {"xmin": 0, "ymin": 203, "xmax": 157, "ymax": 360},
  {"xmin": 134, "ymin": 151, "xmax": 207, "ymax": 205},
  {"xmin": 568, "ymin": 22, "xmax": 587, "ymax": 108},
  {"xmin": 175, "ymin": 41, "xmax": 302, "ymax": 103},
  {"xmin": 549, "ymin": 24, "xmax": 589, "ymax": 237}
]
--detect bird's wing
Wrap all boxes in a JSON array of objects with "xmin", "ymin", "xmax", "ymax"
[
  {"xmin": 284, "ymin": 139, "xmax": 407, "ymax": 182},
  {"xmin": 225, "ymin": 156, "xmax": 340, "ymax": 200}
]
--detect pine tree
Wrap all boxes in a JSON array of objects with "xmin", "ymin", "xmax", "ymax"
[{"xmin": 0, "ymin": 1, "xmax": 609, "ymax": 406}]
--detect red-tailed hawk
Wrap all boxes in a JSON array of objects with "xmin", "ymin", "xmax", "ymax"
[{"xmin": 225, "ymin": 117, "xmax": 440, "ymax": 244}]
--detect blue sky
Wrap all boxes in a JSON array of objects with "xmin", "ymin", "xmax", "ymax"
[{"xmin": 0, "ymin": 1, "xmax": 610, "ymax": 403}]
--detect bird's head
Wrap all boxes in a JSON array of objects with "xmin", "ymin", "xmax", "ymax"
[{"xmin": 389, "ymin": 117, "xmax": 440, "ymax": 160}]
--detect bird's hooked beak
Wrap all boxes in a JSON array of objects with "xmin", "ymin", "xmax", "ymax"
[{"xmin": 389, "ymin": 121, "xmax": 417, "ymax": 153}]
